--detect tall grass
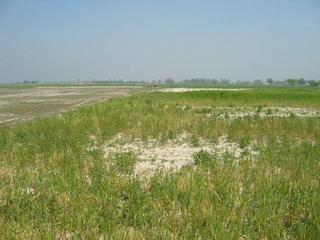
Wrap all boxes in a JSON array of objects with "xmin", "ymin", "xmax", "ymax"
[{"xmin": 0, "ymin": 88, "xmax": 319, "ymax": 239}]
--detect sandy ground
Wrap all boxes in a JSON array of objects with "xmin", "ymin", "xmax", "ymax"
[
  {"xmin": 157, "ymin": 88, "xmax": 252, "ymax": 93},
  {"xmin": 104, "ymin": 133, "xmax": 258, "ymax": 177}
]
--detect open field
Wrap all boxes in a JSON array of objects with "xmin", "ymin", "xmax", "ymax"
[
  {"xmin": 0, "ymin": 86, "xmax": 144, "ymax": 125},
  {"xmin": 0, "ymin": 88, "xmax": 320, "ymax": 239}
]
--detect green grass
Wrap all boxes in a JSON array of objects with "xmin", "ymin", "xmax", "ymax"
[
  {"xmin": 162, "ymin": 88, "xmax": 320, "ymax": 108},
  {"xmin": 0, "ymin": 88, "xmax": 319, "ymax": 239}
]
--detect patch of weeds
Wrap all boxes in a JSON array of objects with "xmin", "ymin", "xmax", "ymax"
[
  {"xmin": 185, "ymin": 105, "xmax": 192, "ymax": 110},
  {"xmin": 239, "ymin": 136, "xmax": 250, "ymax": 149},
  {"xmin": 110, "ymin": 152, "xmax": 137, "ymax": 175},
  {"xmin": 193, "ymin": 150, "xmax": 216, "ymax": 167},
  {"xmin": 196, "ymin": 108, "xmax": 212, "ymax": 114},
  {"xmin": 220, "ymin": 152, "xmax": 237, "ymax": 166},
  {"xmin": 266, "ymin": 109, "xmax": 273, "ymax": 115},
  {"xmin": 289, "ymin": 112, "xmax": 296, "ymax": 118},
  {"xmin": 191, "ymin": 134, "xmax": 200, "ymax": 147},
  {"xmin": 252, "ymin": 114, "xmax": 260, "ymax": 121},
  {"xmin": 167, "ymin": 130, "xmax": 175, "ymax": 140},
  {"xmin": 256, "ymin": 105, "xmax": 262, "ymax": 113},
  {"xmin": 283, "ymin": 208, "xmax": 316, "ymax": 237},
  {"xmin": 159, "ymin": 134, "xmax": 168, "ymax": 144}
]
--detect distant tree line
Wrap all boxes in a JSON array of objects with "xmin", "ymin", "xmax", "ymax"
[
  {"xmin": 19, "ymin": 78, "xmax": 320, "ymax": 87},
  {"xmin": 22, "ymin": 80, "xmax": 39, "ymax": 84},
  {"xmin": 75, "ymin": 79, "xmax": 148, "ymax": 86},
  {"xmin": 150, "ymin": 78, "xmax": 320, "ymax": 87}
]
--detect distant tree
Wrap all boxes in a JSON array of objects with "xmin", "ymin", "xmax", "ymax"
[
  {"xmin": 220, "ymin": 78, "xmax": 230, "ymax": 85},
  {"xmin": 210, "ymin": 79, "xmax": 218, "ymax": 85},
  {"xmin": 23, "ymin": 80, "xmax": 38, "ymax": 84},
  {"xmin": 308, "ymin": 80, "xmax": 320, "ymax": 87},
  {"xmin": 199, "ymin": 78, "xmax": 206, "ymax": 84},
  {"xmin": 165, "ymin": 78, "xmax": 175, "ymax": 85},
  {"xmin": 190, "ymin": 78, "xmax": 198, "ymax": 84},
  {"xmin": 298, "ymin": 78, "xmax": 306, "ymax": 85},
  {"xmin": 254, "ymin": 79, "xmax": 263, "ymax": 85},
  {"xmin": 287, "ymin": 79, "xmax": 297, "ymax": 86},
  {"xmin": 266, "ymin": 78, "xmax": 274, "ymax": 84},
  {"xmin": 274, "ymin": 80, "xmax": 285, "ymax": 85}
]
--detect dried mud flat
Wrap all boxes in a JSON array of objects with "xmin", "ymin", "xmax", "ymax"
[
  {"xmin": 0, "ymin": 86, "xmax": 144, "ymax": 124},
  {"xmin": 103, "ymin": 133, "xmax": 258, "ymax": 177}
]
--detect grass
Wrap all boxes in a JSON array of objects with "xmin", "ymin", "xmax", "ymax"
[
  {"xmin": 163, "ymin": 88, "xmax": 320, "ymax": 107},
  {"xmin": 0, "ymin": 88, "xmax": 319, "ymax": 239}
]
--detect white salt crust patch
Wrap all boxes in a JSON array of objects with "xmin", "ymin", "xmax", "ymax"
[
  {"xmin": 178, "ymin": 106, "xmax": 320, "ymax": 119},
  {"xmin": 104, "ymin": 133, "xmax": 258, "ymax": 177}
]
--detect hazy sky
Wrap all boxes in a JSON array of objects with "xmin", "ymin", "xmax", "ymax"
[{"xmin": 0, "ymin": 0, "xmax": 320, "ymax": 83}]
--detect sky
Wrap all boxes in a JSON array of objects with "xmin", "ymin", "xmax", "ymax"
[{"xmin": 0, "ymin": 0, "xmax": 320, "ymax": 83}]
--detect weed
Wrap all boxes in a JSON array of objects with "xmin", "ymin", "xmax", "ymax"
[
  {"xmin": 193, "ymin": 150, "xmax": 216, "ymax": 167},
  {"xmin": 109, "ymin": 152, "xmax": 137, "ymax": 175}
]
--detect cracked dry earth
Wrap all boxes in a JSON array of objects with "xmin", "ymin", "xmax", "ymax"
[{"xmin": 103, "ymin": 133, "xmax": 259, "ymax": 177}]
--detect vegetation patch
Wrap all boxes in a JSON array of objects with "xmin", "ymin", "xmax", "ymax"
[
  {"xmin": 0, "ymin": 88, "xmax": 319, "ymax": 238},
  {"xmin": 183, "ymin": 106, "xmax": 320, "ymax": 120}
]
